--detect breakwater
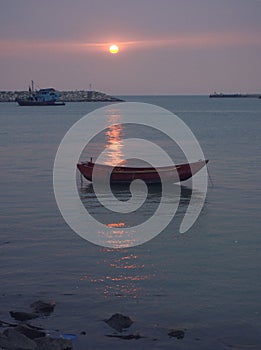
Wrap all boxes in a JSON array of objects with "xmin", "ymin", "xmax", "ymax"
[
  {"xmin": 209, "ymin": 92, "xmax": 261, "ymax": 98},
  {"xmin": 0, "ymin": 90, "xmax": 124, "ymax": 102}
]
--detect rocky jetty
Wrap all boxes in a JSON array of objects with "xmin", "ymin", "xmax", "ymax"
[{"xmin": 0, "ymin": 90, "xmax": 124, "ymax": 103}]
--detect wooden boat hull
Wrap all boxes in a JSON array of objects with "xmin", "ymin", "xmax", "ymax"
[{"xmin": 77, "ymin": 160, "xmax": 209, "ymax": 184}]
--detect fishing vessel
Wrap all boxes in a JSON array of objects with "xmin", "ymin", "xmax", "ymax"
[
  {"xmin": 16, "ymin": 81, "xmax": 65, "ymax": 106},
  {"xmin": 77, "ymin": 159, "xmax": 209, "ymax": 184},
  {"xmin": 209, "ymin": 92, "xmax": 260, "ymax": 98}
]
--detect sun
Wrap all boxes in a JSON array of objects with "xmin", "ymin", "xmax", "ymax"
[{"xmin": 109, "ymin": 44, "xmax": 119, "ymax": 54}]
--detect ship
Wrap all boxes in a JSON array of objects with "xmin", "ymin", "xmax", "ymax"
[
  {"xmin": 16, "ymin": 81, "xmax": 65, "ymax": 106},
  {"xmin": 209, "ymin": 92, "xmax": 261, "ymax": 98}
]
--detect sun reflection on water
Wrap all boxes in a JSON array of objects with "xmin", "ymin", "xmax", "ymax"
[
  {"xmin": 107, "ymin": 222, "xmax": 126, "ymax": 228},
  {"xmin": 79, "ymin": 251, "xmax": 154, "ymax": 298},
  {"xmin": 104, "ymin": 112, "xmax": 125, "ymax": 166}
]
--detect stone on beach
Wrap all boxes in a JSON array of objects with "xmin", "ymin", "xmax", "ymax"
[
  {"xmin": 9, "ymin": 311, "xmax": 39, "ymax": 322},
  {"xmin": 13, "ymin": 324, "xmax": 46, "ymax": 339},
  {"xmin": 104, "ymin": 313, "xmax": 133, "ymax": 332},
  {"xmin": 106, "ymin": 333, "xmax": 143, "ymax": 339},
  {"xmin": 30, "ymin": 300, "xmax": 56, "ymax": 316},
  {"xmin": 0, "ymin": 329, "xmax": 73, "ymax": 350},
  {"xmin": 1, "ymin": 300, "xmax": 73, "ymax": 350},
  {"xmin": 35, "ymin": 336, "xmax": 73, "ymax": 350},
  {"xmin": 168, "ymin": 329, "xmax": 185, "ymax": 339},
  {"xmin": 0, "ymin": 328, "xmax": 37, "ymax": 350}
]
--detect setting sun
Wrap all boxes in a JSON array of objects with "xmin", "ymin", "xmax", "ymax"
[{"xmin": 109, "ymin": 44, "xmax": 119, "ymax": 54}]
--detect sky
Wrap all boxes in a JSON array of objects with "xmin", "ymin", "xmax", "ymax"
[{"xmin": 0, "ymin": 0, "xmax": 261, "ymax": 94}]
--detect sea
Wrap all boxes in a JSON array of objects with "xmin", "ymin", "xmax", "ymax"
[{"xmin": 0, "ymin": 96, "xmax": 260, "ymax": 349}]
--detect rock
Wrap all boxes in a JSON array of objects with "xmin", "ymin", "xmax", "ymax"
[
  {"xmin": 13, "ymin": 324, "xmax": 46, "ymax": 339},
  {"xmin": 9, "ymin": 311, "xmax": 39, "ymax": 322},
  {"xmin": 168, "ymin": 329, "xmax": 185, "ymax": 339},
  {"xmin": 0, "ymin": 333, "xmax": 12, "ymax": 350},
  {"xmin": 0, "ymin": 328, "xmax": 37, "ymax": 349},
  {"xmin": 104, "ymin": 313, "xmax": 133, "ymax": 332},
  {"xmin": 30, "ymin": 300, "xmax": 56, "ymax": 316},
  {"xmin": 0, "ymin": 319, "xmax": 17, "ymax": 327},
  {"xmin": 35, "ymin": 336, "xmax": 73, "ymax": 350},
  {"xmin": 106, "ymin": 333, "xmax": 143, "ymax": 339}
]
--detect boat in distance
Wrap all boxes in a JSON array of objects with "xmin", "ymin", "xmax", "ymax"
[
  {"xmin": 77, "ymin": 159, "xmax": 209, "ymax": 184},
  {"xmin": 209, "ymin": 92, "xmax": 261, "ymax": 98},
  {"xmin": 16, "ymin": 81, "xmax": 65, "ymax": 106}
]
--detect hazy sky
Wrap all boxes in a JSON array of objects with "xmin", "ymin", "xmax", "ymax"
[{"xmin": 0, "ymin": 0, "xmax": 261, "ymax": 94}]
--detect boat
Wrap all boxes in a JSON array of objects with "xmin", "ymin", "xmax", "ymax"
[
  {"xmin": 209, "ymin": 92, "xmax": 261, "ymax": 98},
  {"xmin": 16, "ymin": 81, "xmax": 65, "ymax": 106},
  {"xmin": 77, "ymin": 159, "xmax": 209, "ymax": 184}
]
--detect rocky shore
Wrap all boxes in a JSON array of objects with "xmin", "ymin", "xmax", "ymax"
[
  {"xmin": 0, "ymin": 300, "xmax": 186, "ymax": 350},
  {"xmin": 0, "ymin": 90, "xmax": 124, "ymax": 103},
  {"xmin": 0, "ymin": 300, "xmax": 73, "ymax": 350}
]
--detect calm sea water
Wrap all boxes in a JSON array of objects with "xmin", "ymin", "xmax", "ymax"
[{"xmin": 0, "ymin": 96, "xmax": 260, "ymax": 349}]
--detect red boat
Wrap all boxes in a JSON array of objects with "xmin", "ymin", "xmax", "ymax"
[{"xmin": 77, "ymin": 159, "xmax": 209, "ymax": 184}]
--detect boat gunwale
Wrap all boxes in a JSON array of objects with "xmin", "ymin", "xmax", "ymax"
[{"xmin": 78, "ymin": 160, "xmax": 208, "ymax": 174}]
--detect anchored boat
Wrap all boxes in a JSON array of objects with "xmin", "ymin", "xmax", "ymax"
[
  {"xmin": 16, "ymin": 81, "xmax": 65, "ymax": 106},
  {"xmin": 77, "ymin": 159, "xmax": 209, "ymax": 184}
]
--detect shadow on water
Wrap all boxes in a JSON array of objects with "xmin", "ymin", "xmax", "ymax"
[{"xmin": 78, "ymin": 181, "xmax": 193, "ymax": 227}]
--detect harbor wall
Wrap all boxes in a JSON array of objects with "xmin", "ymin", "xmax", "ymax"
[{"xmin": 0, "ymin": 90, "xmax": 123, "ymax": 102}]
